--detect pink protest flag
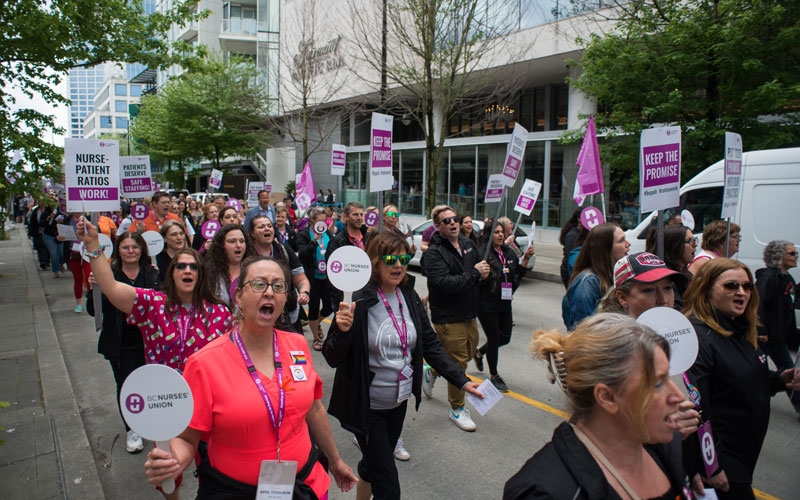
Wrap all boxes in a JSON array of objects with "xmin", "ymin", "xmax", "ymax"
[
  {"xmin": 295, "ymin": 160, "xmax": 317, "ymax": 211},
  {"xmin": 573, "ymin": 115, "xmax": 604, "ymax": 205}
]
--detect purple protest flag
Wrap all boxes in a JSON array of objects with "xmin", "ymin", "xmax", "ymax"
[
  {"xmin": 573, "ymin": 115, "xmax": 604, "ymax": 206},
  {"xmin": 295, "ymin": 160, "xmax": 317, "ymax": 211}
]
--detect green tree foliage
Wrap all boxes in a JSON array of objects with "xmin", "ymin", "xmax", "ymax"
[
  {"xmin": 0, "ymin": 0, "xmax": 205, "ymax": 228},
  {"xmin": 571, "ymin": 0, "xmax": 800, "ymax": 193},
  {"xmin": 131, "ymin": 56, "xmax": 271, "ymax": 172}
]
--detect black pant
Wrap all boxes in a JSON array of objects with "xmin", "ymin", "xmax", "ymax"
[
  {"xmin": 355, "ymin": 401, "xmax": 407, "ymax": 500},
  {"xmin": 717, "ymin": 482, "xmax": 755, "ymax": 500},
  {"xmin": 477, "ymin": 309, "xmax": 513, "ymax": 375},
  {"xmin": 32, "ymin": 233, "xmax": 49, "ymax": 268},
  {"xmin": 307, "ymin": 277, "xmax": 333, "ymax": 321},
  {"xmin": 110, "ymin": 347, "xmax": 146, "ymax": 431}
]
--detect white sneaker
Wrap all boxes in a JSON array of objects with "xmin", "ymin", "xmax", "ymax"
[
  {"xmin": 393, "ymin": 436, "xmax": 410, "ymax": 461},
  {"xmin": 449, "ymin": 406, "xmax": 477, "ymax": 432},
  {"xmin": 422, "ymin": 364, "xmax": 436, "ymax": 399},
  {"xmin": 126, "ymin": 430, "xmax": 144, "ymax": 453}
]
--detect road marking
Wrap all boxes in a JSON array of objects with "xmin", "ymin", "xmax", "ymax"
[{"xmin": 321, "ymin": 316, "xmax": 780, "ymax": 499}]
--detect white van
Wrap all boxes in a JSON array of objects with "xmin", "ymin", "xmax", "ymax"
[{"xmin": 626, "ymin": 147, "xmax": 800, "ymax": 281}]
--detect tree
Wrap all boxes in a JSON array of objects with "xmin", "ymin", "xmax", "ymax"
[
  {"xmin": 349, "ymin": 0, "xmax": 529, "ymax": 210},
  {"xmin": 274, "ymin": 0, "xmax": 361, "ymax": 166},
  {"xmin": 569, "ymin": 0, "xmax": 800, "ymax": 193},
  {"xmin": 0, "ymin": 0, "xmax": 205, "ymax": 232},
  {"xmin": 131, "ymin": 56, "xmax": 272, "ymax": 174}
]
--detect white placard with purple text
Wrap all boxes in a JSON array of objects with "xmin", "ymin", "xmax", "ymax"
[
  {"xmin": 331, "ymin": 144, "xmax": 346, "ymax": 176},
  {"xmin": 484, "ymin": 174, "xmax": 506, "ymax": 203},
  {"xmin": 639, "ymin": 127, "xmax": 681, "ymax": 213},
  {"xmin": 120, "ymin": 155, "xmax": 154, "ymax": 198},
  {"xmin": 369, "ymin": 113, "xmax": 393, "ymax": 192},
  {"xmin": 500, "ymin": 123, "xmax": 528, "ymax": 187},
  {"xmin": 64, "ymin": 138, "xmax": 121, "ymax": 212},
  {"xmin": 513, "ymin": 178, "xmax": 542, "ymax": 216},
  {"xmin": 720, "ymin": 132, "xmax": 743, "ymax": 219},
  {"xmin": 208, "ymin": 169, "xmax": 223, "ymax": 190},
  {"xmin": 247, "ymin": 181, "xmax": 264, "ymax": 205}
]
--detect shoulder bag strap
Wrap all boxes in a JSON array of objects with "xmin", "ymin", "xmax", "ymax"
[{"xmin": 571, "ymin": 424, "xmax": 641, "ymax": 500}]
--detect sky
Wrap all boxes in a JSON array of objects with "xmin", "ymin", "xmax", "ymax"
[{"xmin": 6, "ymin": 79, "xmax": 69, "ymax": 149}]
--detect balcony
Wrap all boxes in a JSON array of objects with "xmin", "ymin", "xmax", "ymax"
[
  {"xmin": 219, "ymin": 18, "xmax": 261, "ymax": 54},
  {"xmin": 176, "ymin": 20, "xmax": 198, "ymax": 41}
]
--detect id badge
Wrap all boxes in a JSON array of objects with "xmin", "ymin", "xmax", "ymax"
[
  {"xmin": 697, "ymin": 421, "xmax": 720, "ymax": 478},
  {"xmin": 316, "ymin": 260, "xmax": 327, "ymax": 273},
  {"xmin": 501, "ymin": 282, "xmax": 513, "ymax": 300},
  {"xmin": 397, "ymin": 365, "xmax": 413, "ymax": 403},
  {"xmin": 257, "ymin": 460, "xmax": 297, "ymax": 500}
]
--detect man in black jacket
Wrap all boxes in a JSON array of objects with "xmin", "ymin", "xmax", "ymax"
[{"xmin": 423, "ymin": 205, "xmax": 490, "ymax": 431}]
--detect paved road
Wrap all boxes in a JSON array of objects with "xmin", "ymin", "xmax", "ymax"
[{"xmin": 2, "ymin": 223, "xmax": 798, "ymax": 499}]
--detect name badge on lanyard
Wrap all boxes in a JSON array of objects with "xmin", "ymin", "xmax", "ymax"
[
  {"xmin": 398, "ymin": 365, "xmax": 413, "ymax": 403},
  {"xmin": 257, "ymin": 461, "xmax": 297, "ymax": 500},
  {"xmin": 501, "ymin": 282, "xmax": 513, "ymax": 300}
]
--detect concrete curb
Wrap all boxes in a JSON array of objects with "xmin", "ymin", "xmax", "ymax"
[{"xmin": 19, "ymin": 229, "xmax": 105, "ymax": 498}]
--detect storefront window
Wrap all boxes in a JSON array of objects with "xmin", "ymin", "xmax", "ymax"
[
  {"xmin": 399, "ymin": 149, "xmax": 424, "ymax": 216},
  {"xmin": 548, "ymin": 144, "xmax": 566, "ymax": 227},
  {"xmin": 342, "ymin": 152, "xmax": 367, "ymax": 206},
  {"xmin": 449, "ymin": 145, "xmax": 477, "ymax": 218}
]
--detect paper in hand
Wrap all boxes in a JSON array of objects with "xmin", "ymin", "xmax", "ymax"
[
  {"xmin": 466, "ymin": 378, "xmax": 503, "ymax": 416},
  {"xmin": 57, "ymin": 224, "xmax": 78, "ymax": 240}
]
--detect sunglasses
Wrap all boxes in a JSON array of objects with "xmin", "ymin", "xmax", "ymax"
[
  {"xmin": 440, "ymin": 216, "xmax": 460, "ymax": 225},
  {"xmin": 243, "ymin": 279, "xmax": 289, "ymax": 294},
  {"xmin": 385, "ymin": 211, "xmax": 400, "ymax": 218},
  {"xmin": 381, "ymin": 254, "xmax": 412, "ymax": 266},
  {"xmin": 720, "ymin": 280, "xmax": 754, "ymax": 292},
  {"xmin": 786, "ymin": 251, "xmax": 799, "ymax": 256},
  {"xmin": 175, "ymin": 262, "xmax": 199, "ymax": 271},
  {"xmin": 685, "ymin": 237, "xmax": 698, "ymax": 245}
]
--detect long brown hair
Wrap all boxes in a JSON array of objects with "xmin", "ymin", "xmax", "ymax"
[
  {"xmin": 569, "ymin": 223, "xmax": 619, "ymax": 294},
  {"xmin": 161, "ymin": 248, "xmax": 225, "ymax": 310},
  {"xmin": 682, "ymin": 258, "xmax": 759, "ymax": 348}
]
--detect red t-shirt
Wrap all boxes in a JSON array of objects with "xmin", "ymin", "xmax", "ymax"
[{"xmin": 183, "ymin": 330, "xmax": 329, "ymax": 496}]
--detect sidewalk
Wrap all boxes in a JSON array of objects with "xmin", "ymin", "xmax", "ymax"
[{"xmin": 0, "ymin": 225, "xmax": 103, "ymax": 499}]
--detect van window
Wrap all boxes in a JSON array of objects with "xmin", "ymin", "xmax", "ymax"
[
  {"xmin": 680, "ymin": 186, "xmax": 723, "ymax": 235},
  {"xmin": 752, "ymin": 184, "xmax": 800, "ymax": 245}
]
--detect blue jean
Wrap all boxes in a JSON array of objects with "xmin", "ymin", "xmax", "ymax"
[
  {"xmin": 42, "ymin": 234, "xmax": 63, "ymax": 273},
  {"xmin": 759, "ymin": 340, "xmax": 800, "ymax": 413}
]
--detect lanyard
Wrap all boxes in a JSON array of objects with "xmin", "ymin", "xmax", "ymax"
[
  {"xmin": 232, "ymin": 325, "xmax": 286, "ymax": 460},
  {"xmin": 152, "ymin": 212, "xmax": 166, "ymax": 229},
  {"xmin": 376, "ymin": 288, "xmax": 409, "ymax": 360},
  {"xmin": 277, "ymin": 229, "xmax": 287, "ymax": 244},
  {"xmin": 348, "ymin": 232, "xmax": 364, "ymax": 250},
  {"xmin": 173, "ymin": 305, "xmax": 196, "ymax": 371},
  {"xmin": 494, "ymin": 247, "xmax": 510, "ymax": 280}
]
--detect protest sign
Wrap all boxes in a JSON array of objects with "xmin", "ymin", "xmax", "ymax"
[{"xmin": 64, "ymin": 138, "xmax": 121, "ymax": 212}]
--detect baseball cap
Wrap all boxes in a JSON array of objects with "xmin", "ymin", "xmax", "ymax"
[{"xmin": 613, "ymin": 252, "xmax": 689, "ymax": 288}]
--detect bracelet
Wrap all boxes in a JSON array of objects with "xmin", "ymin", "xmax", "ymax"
[{"xmin": 83, "ymin": 245, "xmax": 107, "ymax": 259}]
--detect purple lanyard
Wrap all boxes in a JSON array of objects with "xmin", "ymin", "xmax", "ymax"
[
  {"xmin": 277, "ymin": 230, "xmax": 287, "ymax": 244},
  {"xmin": 376, "ymin": 288, "xmax": 409, "ymax": 359},
  {"xmin": 232, "ymin": 325, "xmax": 286, "ymax": 459},
  {"xmin": 175, "ymin": 305, "xmax": 196, "ymax": 368}
]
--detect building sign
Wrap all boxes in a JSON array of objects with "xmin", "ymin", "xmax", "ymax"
[{"xmin": 290, "ymin": 36, "xmax": 345, "ymax": 81}]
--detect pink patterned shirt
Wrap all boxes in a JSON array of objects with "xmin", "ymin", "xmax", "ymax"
[{"xmin": 128, "ymin": 288, "xmax": 233, "ymax": 372}]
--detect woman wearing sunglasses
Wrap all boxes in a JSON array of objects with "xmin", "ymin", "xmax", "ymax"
[
  {"xmin": 324, "ymin": 231, "xmax": 483, "ymax": 500},
  {"xmin": 76, "ymin": 217, "xmax": 232, "ymax": 374},
  {"xmin": 380, "ymin": 204, "xmax": 416, "ymax": 255},
  {"xmin": 682, "ymin": 258, "xmax": 800, "ymax": 499},
  {"xmin": 473, "ymin": 222, "xmax": 534, "ymax": 392},
  {"xmin": 144, "ymin": 256, "xmax": 357, "ymax": 499}
]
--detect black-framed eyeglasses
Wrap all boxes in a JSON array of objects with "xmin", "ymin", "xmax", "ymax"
[
  {"xmin": 720, "ymin": 280, "xmax": 754, "ymax": 292},
  {"xmin": 381, "ymin": 254, "xmax": 412, "ymax": 266},
  {"xmin": 786, "ymin": 251, "xmax": 799, "ymax": 256},
  {"xmin": 685, "ymin": 237, "xmax": 698, "ymax": 245},
  {"xmin": 440, "ymin": 216, "xmax": 460, "ymax": 225},
  {"xmin": 243, "ymin": 279, "xmax": 289, "ymax": 294},
  {"xmin": 175, "ymin": 262, "xmax": 198, "ymax": 271},
  {"xmin": 385, "ymin": 211, "xmax": 400, "ymax": 218}
]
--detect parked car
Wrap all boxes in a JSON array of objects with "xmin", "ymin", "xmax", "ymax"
[
  {"xmin": 408, "ymin": 219, "xmax": 536, "ymax": 271},
  {"xmin": 188, "ymin": 192, "xmax": 231, "ymax": 206}
]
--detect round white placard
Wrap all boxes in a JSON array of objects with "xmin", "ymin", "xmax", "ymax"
[
  {"xmin": 327, "ymin": 246, "xmax": 372, "ymax": 292},
  {"xmin": 142, "ymin": 230, "xmax": 165, "ymax": 257},
  {"xmin": 81, "ymin": 233, "xmax": 113, "ymax": 263},
  {"xmin": 637, "ymin": 307, "xmax": 699, "ymax": 375},
  {"xmin": 119, "ymin": 364, "xmax": 193, "ymax": 441},
  {"xmin": 681, "ymin": 210, "xmax": 695, "ymax": 230}
]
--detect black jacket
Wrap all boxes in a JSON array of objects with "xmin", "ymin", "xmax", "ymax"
[
  {"xmin": 88, "ymin": 266, "xmax": 161, "ymax": 361},
  {"xmin": 683, "ymin": 315, "xmax": 786, "ymax": 483},
  {"xmin": 755, "ymin": 267, "xmax": 797, "ymax": 345},
  {"xmin": 504, "ymin": 422, "xmax": 690, "ymax": 500},
  {"xmin": 425, "ymin": 232, "xmax": 483, "ymax": 324},
  {"xmin": 479, "ymin": 243, "xmax": 526, "ymax": 313},
  {"xmin": 296, "ymin": 227, "xmax": 335, "ymax": 280},
  {"xmin": 322, "ymin": 283, "xmax": 469, "ymax": 436}
]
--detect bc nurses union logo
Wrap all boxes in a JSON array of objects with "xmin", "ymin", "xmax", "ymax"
[
  {"xmin": 126, "ymin": 393, "xmax": 145, "ymax": 414},
  {"xmin": 330, "ymin": 260, "xmax": 343, "ymax": 273}
]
